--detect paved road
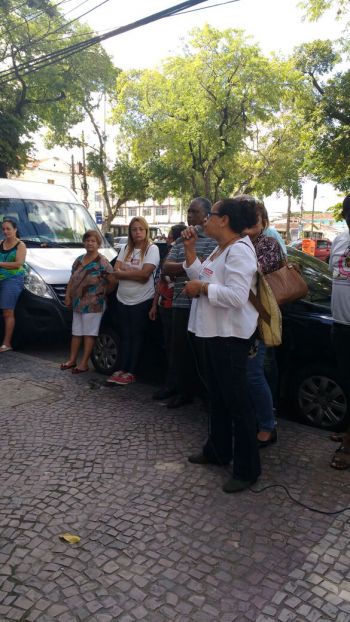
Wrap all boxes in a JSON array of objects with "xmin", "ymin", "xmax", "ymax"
[{"xmin": 0, "ymin": 350, "xmax": 349, "ymax": 622}]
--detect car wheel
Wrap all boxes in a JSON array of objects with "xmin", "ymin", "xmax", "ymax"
[
  {"xmin": 91, "ymin": 327, "xmax": 120, "ymax": 375},
  {"xmin": 291, "ymin": 365, "xmax": 349, "ymax": 431}
]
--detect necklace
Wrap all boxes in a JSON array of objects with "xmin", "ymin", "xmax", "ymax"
[{"xmin": 210, "ymin": 237, "xmax": 238, "ymax": 261}]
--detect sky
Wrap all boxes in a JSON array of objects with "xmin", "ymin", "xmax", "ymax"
[
  {"xmin": 41, "ymin": 0, "xmax": 348, "ymax": 214},
  {"xmin": 79, "ymin": 0, "xmax": 346, "ymax": 69}
]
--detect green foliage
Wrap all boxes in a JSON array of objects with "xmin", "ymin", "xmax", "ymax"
[
  {"xmin": 327, "ymin": 201, "xmax": 344, "ymax": 220},
  {"xmin": 300, "ymin": 0, "xmax": 350, "ymax": 20},
  {"xmin": 292, "ymin": 39, "xmax": 350, "ymax": 191},
  {"xmin": 0, "ymin": 0, "xmax": 117, "ymax": 177},
  {"xmin": 112, "ymin": 25, "xmax": 305, "ymax": 202}
]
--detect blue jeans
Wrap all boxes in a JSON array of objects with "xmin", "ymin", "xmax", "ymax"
[{"xmin": 247, "ymin": 341, "xmax": 275, "ymax": 432}]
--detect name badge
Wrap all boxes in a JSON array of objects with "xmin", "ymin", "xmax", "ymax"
[
  {"xmin": 203, "ymin": 267, "xmax": 214, "ymax": 277},
  {"xmin": 131, "ymin": 258, "xmax": 140, "ymax": 266}
]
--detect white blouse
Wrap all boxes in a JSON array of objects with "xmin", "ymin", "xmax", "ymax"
[
  {"xmin": 184, "ymin": 236, "xmax": 258, "ymax": 339},
  {"xmin": 117, "ymin": 244, "xmax": 160, "ymax": 306}
]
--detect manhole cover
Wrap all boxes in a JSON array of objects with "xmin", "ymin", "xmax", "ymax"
[{"xmin": 0, "ymin": 377, "xmax": 60, "ymax": 407}]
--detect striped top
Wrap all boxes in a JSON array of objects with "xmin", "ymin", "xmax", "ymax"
[
  {"xmin": 166, "ymin": 233, "xmax": 217, "ymax": 308},
  {"xmin": 0, "ymin": 241, "xmax": 26, "ymax": 281}
]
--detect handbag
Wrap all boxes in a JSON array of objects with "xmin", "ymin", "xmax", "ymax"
[
  {"xmin": 264, "ymin": 260, "xmax": 308, "ymax": 306},
  {"xmin": 249, "ymin": 272, "xmax": 282, "ymax": 347}
]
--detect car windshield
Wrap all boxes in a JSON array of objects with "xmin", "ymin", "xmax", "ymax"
[
  {"xmin": 0, "ymin": 198, "xmax": 109, "ymax": 247},
  {"xmin": 287, "ymin": 247, "xmax": 332, "ymax": 306}
]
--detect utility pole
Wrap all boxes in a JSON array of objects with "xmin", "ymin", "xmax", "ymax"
[
  {"xmin": 311, "ymin": 184, "xmax": 317, "ymax": 234},
  {"xmin": 81, "ymin": 131, "xmax": 89, "ymax": 206},
  {"xmin": 286, "ymin": 190, "xmax": 292, "ymax": 243},
  {"xmin": 71, "ymin": 154, "xmax": 76, "ymax": 193}
]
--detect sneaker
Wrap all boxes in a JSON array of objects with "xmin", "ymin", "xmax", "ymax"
[
  {"xmin": 114, "ymin": 372, "xmax": 136, "ymax": 386},
  {"xmin": 107, "ymin": 370, "xmax": 124, "ymax": 384}
]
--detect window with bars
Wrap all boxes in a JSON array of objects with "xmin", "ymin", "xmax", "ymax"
[{"xmin": 155, "ymin": 206, "xmax": 168, "ymax": 216}]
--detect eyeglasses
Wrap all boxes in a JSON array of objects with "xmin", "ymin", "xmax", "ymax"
[{"xmin": 207, "ymin": 211, "xmax": 221, "ymax": 218}]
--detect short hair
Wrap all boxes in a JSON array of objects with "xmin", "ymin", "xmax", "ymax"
[
  {"xmin": 216, "ymin": 195, "xmax": 259, "ymax": 233},
  {"xmin": 170, "ymin": 223, "xmax": 186, "ymax": 241},
  {"xmin": 191, "ymin": 197, "xmax": 211, "ymax": 216},
  {"xmin": 82, "ymin": 229, "xmax": 102, "ymax": 246},
  {"xmin": 342, "ymin": 194, "xmax": 350, "ymax": 217}
]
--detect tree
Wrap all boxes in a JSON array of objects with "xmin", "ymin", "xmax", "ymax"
[
  {"xmin": 293, "ymin": 40, "xmax": 350, "ymax": 191},
  {"xmin": 112, "ymin": 26, "xmax": 305, "ymax": 204},
  {"xmin": 300, "ymin": 0, "xmax": 350, "ymax": 19},
  {"xmin": 0, "ymin": 0, "xmax": 116, "ymax": 177}
]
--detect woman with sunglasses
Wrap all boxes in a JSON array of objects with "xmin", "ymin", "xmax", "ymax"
[
  {"xmin": 0, "ymin": 219, "xmax": 27, "ymax": 352},
  {"xmin": 182, "ymin": 196, "xmax": 261, "ymax": 493}
]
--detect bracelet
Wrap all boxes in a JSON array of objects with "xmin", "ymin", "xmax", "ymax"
[{"xmin": 200, "ymin": 282, "xmax": 207, "ymax": 295}]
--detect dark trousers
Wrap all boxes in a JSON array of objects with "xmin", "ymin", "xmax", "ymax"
[
  {"xmin": 203, "ymin": 336, "xmax": 261, "ymax": 482},
  {"xmin": 159, "ymin": 306, "xmax": 177, "ymax": 391},
  {"xmin": 332, "ymin": 323, "xmax": 350, "ymax": 445},
  {"xmin": 116, "ymin": 299, "xmax": 153, "ymax": 374},
  {"xmin": 171, "ymin": 307, "xmax": 197, "ymax": 398}
]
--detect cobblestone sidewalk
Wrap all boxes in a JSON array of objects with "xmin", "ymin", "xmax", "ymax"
[{"xmin": 0, "ymin": 351, "xmax": 349, "ymax": 622}]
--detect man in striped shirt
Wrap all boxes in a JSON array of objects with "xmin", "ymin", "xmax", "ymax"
[{"xmin": 162, "ymin": 198, "xmax": 217, "ymax": 408}]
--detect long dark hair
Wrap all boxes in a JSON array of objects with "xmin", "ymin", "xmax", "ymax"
[{"xmin": 2, "ymin": 218, "xmax": 20, "ymax": 238}]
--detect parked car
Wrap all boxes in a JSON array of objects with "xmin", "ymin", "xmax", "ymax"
[
  {"xmin": 91, "ymin": 245, "xmax": 348, "ymax": 431},
  {"xmin": 289, "ymin": 238, "xmax": 332, "ymax": 262},
  {"xmin": 113, "ymin": 236, "xmax": 128, "ymax": 254}
]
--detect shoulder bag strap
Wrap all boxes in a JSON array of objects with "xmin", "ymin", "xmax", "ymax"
[{"xmin": 233, "ymin": 239, "xmax": 271, "ymax": 324}]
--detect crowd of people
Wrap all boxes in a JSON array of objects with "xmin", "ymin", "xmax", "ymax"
[{"xmin": 0, "ymin": 193, "xmax": 349, "ymax": 491}]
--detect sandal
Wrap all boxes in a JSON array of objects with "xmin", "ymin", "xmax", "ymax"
[
  {"xmin": 330, "ymin": 445, "xmax": 350, "ymax": 470},
  {"xmin": 60, "ymin": 362, "xmax": 76, "ymax": 371},
  {"xmin": 330, "ymin": 433, "xmax": 344, "ymax": 443},
  {"xmin": 71, "ymin": 367, "xmax": 89, "ymax": 375},
  {"xmin": 0, "ymin": 344, "xmax": 12, "ymax": 352}
]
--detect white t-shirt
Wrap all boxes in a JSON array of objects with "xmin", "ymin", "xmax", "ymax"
[
  {"xmin": 184, "ymin": 236, "xmax": 258, "ymax": 338},
  {"xmin": 329, "ymin": 229, "xmax": 350, "ymax": 325},
  {"xmin": 116, "ymin": 244, "xmax": 160, "ymax": 306}
]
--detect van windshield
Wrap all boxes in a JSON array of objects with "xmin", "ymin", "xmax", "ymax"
[{"xmin": 0, "ymin": 198, "xmax": 108, "ymax": 247}]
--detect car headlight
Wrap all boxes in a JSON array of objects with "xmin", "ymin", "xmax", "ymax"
[{"xmin": 24, "ymin": 266, "xmax": 53, "ymax": 299}]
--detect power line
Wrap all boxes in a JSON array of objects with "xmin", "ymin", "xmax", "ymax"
[
  {"xmin": 0, "ymin": 0, "xmax": 92, "ymax": 39},
  {"xmin": 181, "ymin": 0, "xmax": 239, "ymax": 14},
  {"xmin": 0, "ymin": 0, "xmax": 214, "ymax": 84},
  {"xmin": 10, "ymin": 0, "xmax": 113, "ymax": 54}
]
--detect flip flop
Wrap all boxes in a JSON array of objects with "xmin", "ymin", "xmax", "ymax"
[
  {"xmin": 330, "ymin": 433, "xmax": 344, "ymax": 443},
  {"xmin": 0, "ymin": 345, "xmax": 12, "ymax": 352},
  {"xmin": 330, "ymin": 445, "xmax": 350, "ymax": 470},
  {"xmin": 60, "ymin": 362, "xmax": 76, "ymax": 370},
  {"xmin": 71, "ymin": 367, "xmax": 89, "ymax": 375}
]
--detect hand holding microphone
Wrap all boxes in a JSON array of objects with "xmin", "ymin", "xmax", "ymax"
[{"xmin": 181, "ymin": 225, "xmax": 198, "ymax": 250}]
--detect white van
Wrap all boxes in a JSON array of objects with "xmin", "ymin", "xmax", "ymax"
[{"xmin": 0, "ymin": 179, "xmax": 116, "ymax": 342}]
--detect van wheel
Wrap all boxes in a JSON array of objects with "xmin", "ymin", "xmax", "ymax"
[
  {"xmin": 91, "ymin": 327, "xmax": 119, "ymax": 375},
  {"xmin": 290, "ymin": 365, "xmax": 349, "ymax": 431}
]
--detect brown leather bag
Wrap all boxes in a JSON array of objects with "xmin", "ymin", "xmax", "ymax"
[{"xmin": 264, "ymin": 261, "xmax": 308, "ymax": 306}]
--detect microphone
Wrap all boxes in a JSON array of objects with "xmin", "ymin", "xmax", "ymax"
[{"xmin": 193, "ymin": 224, "xmax": 203, "ymax": 236}]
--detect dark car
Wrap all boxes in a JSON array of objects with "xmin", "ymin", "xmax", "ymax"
[{"xmin": 91, "ymin": 245, "xmax": 348, "ymax": 431}]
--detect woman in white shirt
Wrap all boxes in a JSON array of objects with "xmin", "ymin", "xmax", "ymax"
[
  {"xmin": 182, "ymin": 196, "xmax": 261, "ymax": 493},
  {"xmin": 106, "ymin": 217, "xmax": 160, "ymax": 386}
]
